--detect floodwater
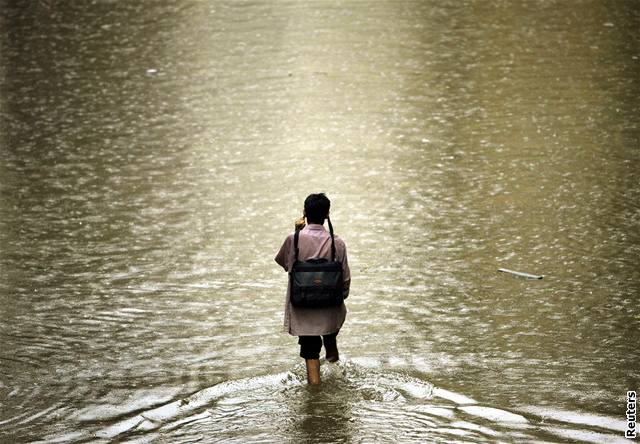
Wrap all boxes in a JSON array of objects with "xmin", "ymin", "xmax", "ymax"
[{"xmin": 1, "ymin": 1, "xmax": 638, "ymax": 442}]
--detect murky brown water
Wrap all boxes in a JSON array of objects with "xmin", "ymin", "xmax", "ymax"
[{"xmin": 1, "ymin": 1, "xmax": 639, "ymax": 442}]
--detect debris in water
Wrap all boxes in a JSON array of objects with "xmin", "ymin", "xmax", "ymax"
[{"xmin": 498, "ymin": 268, "xmax": 543, "ymax": 279}]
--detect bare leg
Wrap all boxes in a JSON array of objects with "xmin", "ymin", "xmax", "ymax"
[{"xmin": 305, "ymin": 359, "xmax": 321, "ymax": 385}]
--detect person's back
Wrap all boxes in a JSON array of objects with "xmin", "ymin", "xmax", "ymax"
[{"xmin": 274, "ymin": 193, "xmax": 350, "ymax": 385}]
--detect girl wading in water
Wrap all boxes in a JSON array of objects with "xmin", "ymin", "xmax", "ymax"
[{"xmin": 275, "ymin": 193, "xmax": 351, "ymax": 385}]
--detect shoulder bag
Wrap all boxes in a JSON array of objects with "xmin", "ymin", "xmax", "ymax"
[{"xmin": 289, "ymin": 219, "xmax": 344, "ymax": 308}]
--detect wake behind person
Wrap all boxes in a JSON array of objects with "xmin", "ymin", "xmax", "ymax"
[{"xmin": 275, "ymin": 193, "xmax": 351, "ymax": 385}]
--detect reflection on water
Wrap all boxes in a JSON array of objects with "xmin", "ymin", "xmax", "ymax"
[{"xmin": 1, "ymin": 0, "xmax": 639, "ymax": 442}]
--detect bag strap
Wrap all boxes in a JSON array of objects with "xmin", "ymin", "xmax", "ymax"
[
  {"xmin": 294, "ymin": 228, "xmax": 300, "ymax": 262},
  {"xmin": 293, "ymin": 218, "xmax": 337, "ymax": 262},
  {"xmin": 327, "ymin": 217, "xmax": 336, "ymax": 261}
]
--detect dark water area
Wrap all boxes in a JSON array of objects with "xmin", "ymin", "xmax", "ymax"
[{"xmin": 1, "ymin": 1, "xmax": 639, "ymax": 442}]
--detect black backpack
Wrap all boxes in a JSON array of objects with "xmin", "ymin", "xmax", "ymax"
[{"xmin": 289, "ymin": 219, "xmax": 344, "ymax": 308}]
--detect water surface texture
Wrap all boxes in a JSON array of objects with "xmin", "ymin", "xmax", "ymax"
[{"xmin": 1, "ymin": 1, "xmax": 639, "ymax": 442}]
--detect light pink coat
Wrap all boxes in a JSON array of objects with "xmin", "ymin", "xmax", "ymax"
[{"xmin": 275, "ymin": 223, "xmax": 350, "ymax": 336}]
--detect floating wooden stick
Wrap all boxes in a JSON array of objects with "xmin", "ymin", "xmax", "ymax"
[{"xmin": 498, "ymin": 268, "xmax": 543, "ymax": 279}]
